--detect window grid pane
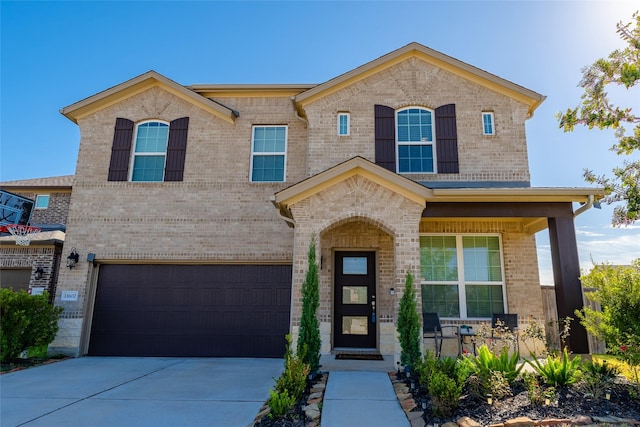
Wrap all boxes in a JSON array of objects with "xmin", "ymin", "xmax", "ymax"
[
  {"xmin": 465, "ymin": 284, "xmax": 504, "ymax": 318},
  {"xmin": 420, "ymin": 236, "xmax": 458, "ymax": 281},
  {"xmin": 397, "ymin": 109, "xmax": 434, "ymax": 173},
  {"xmin": 421, "ymin": 284, "xmax": 460, "ymax": 318},
  {"xmin": 338, "ymin": 114, "xmax": 349, "ymax": 136},
  {"xmin": 132, "ymin": 156, "xmax": 165, "ymax": 182},
  {"xmin": 134, "ymin": 122, "xmax": 169, "ymax": 153},
  {"xmin": 252, "ymin": 126, "xmax": 286, "ymax": 182},
  {"xmin": 462, "ymin": 236, "xmax": 502, "ymax": 281},
  {"xmin": 483, "ymin": 113, "xmax": 494, "ymax": 135}
]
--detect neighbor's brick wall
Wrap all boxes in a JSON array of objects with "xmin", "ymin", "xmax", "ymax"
[
  {"xmin": 8, "ymin": 191, "xmax": 71, "ymax": 225},
  {"xmin": 302, "ymin": 58, "xmax": 532, "ymax": 182},
  {"xmin": 0, "ymin": 245, "xmax": 59, "ymax": 293}
]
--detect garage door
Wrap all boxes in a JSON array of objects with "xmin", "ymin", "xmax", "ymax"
[{"xmin": 88, "ymin": 264, "xmax": 292, "ymax": 357}]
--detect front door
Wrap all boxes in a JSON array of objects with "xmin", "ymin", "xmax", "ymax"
[{"xmin": 334, "ymin": 251, "xmax": 376, "ymax": 348}]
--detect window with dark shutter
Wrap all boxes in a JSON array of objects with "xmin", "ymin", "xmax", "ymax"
[
  {"xmin": 435, "ymin": 104, "xmax": 459, "ymax": 174},
  {"xmin": 164, "ymin": 117, "xmax": 189, "ymax": 181},
  {"xmin": 107, "ymin": 118, "xmax": 135, "ymax": 181},
  {"xmin": 374, "ymin": 105, "xmax": 396, "ymax": 172}
]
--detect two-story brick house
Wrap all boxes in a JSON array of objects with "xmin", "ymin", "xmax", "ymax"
[
  {"xmin": 0, "ymin": 176, "xmax": 72, "ymax": 297},
  {"xmin": 51, "ymin": 42, "xmax": 603, "ymax": 359}
]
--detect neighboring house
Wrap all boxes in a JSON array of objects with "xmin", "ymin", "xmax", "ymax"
[
  {"xmin": 0, "ymin": 176, "xmax": 72, "ymax": 298},
  {"xmin": 48, "ymin": 42, "xmax": 603, "ymax": 359}
]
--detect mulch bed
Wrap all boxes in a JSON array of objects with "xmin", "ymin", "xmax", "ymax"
[
  {"xmin": 1, "ymin": 355, "xmax": 71, "ymax": 375},
  {"xmin": 399, "ymin": 373, "xmax": 640, "ymax": 425}
]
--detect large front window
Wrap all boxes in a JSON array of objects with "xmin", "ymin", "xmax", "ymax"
[
  {"xmin": 130, "ymin": 121, "xmax": 169, "ymax": 182},
  {"xmin": 396, "ymin": 108, "xmax": 434, "ymax": 173},
  {"xmin": 251, "ymin": 126, "xmax": 287, "ymax": 182},
  {"xmin": 420, "ymin": 234, "xmax": 505, "ymax": 319}
]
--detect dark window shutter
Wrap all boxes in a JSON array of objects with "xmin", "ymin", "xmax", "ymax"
[
  {"xmin": 107, "ymin": 118, "xmax": 134, "ymax": 181},
  {"xmin": 374, "ymin": 105, "xmax": 396, "ymax": 172},
  {"xmin": 435, "ymin": 104, "xmax": 459, "ymax": 174},
  {"xmin": 164, "ymin": 117, "xmax": 189, "ymax": 182}
]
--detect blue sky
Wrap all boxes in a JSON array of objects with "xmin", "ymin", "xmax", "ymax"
[{"xmin": 1, "ymin": 1, "xmax": 638, "ymax": 283}]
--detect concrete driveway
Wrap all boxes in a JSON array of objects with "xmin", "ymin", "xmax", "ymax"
[{"xmin": 0, "ymin": 357, "xmax": 283, "ymax": 427}]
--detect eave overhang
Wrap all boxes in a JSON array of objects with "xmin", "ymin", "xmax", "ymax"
[
  {"xmin": 272, "ymin": 157, "xmax": 606, "ymax": 234},
  {"xmin": 188, "ymin": 84, "xmax": 316, "ymax": 98},
  {"xmin": 61, "ymin": 71, "xmax": 238, "ymax": 124},
  {"xmin": 293, "ymin": 42, "xmax": 545, "ymax": 118}
]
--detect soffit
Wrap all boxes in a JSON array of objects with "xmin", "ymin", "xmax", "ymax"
[
  {"xmin": 61, "ymin": 71, "xmax": 237, "ymax": 124},
  {"xmin": 294, "ymin": 42, "xmax": 546, "ymax": 118},
  {"xmin": 188, "ymin": 84, "xmax": 316, "ymax": 98}
]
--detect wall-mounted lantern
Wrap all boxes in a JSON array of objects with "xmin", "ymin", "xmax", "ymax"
[
  {"xmin": 66, "ymin": 248, "xmax": 79, "ymax": 269},
  {"xmin": 35, "ymin": 267, "xmax": 45, "ymax": 280}
]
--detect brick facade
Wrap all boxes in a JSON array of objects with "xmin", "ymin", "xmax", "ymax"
[{"xmin": 44, "ymin": 42, "xmax": 600, "ymax": 358}]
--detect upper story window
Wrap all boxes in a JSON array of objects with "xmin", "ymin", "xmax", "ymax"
[
  {"xmin": 482, "ymin": 112, "xmax": 495, "ymax": 135},
  {"xmin": 130, "ymin": 121, "xmax": 169, "ymax": 182},
  {"xmin": 337, "ymin": 112, "xmax": 350, "ymax": 136},
  {"xmin": 420, "ymin": 234, "xmax": 505, "ymax": 319},
  {"xmin": 251, "ymin": 126, "xmax": 287, "ymax": 182},
  {"xmin": 396, "ymin": 107, "xmax": 434, "ymax": 173},
  {"xmin": 35, "ymin": 195, "xmax": 50, "ymax": 209}
]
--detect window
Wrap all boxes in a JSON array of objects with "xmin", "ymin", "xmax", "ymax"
[
  {"xmin": 337, "ymin": 112, "xmax": 350, "ymax": 136},
  {"xmin": 482, "ymin": 112, "xmax": 495, "ymax": 135},
  {"xmin": 420, "ymin": 234, "xmax": 505, "ymax": 319},
  {"xmin": 130, "ymin": 121, "xmax": 169, "ymax": 182},
  {"xmin": 251, "ymin": 126, "xmax": 287, "ymax": 182},
  {"xmin": 35, "ymin": 195, "xmax": 49, "ymax": 209},
  {"xmin": 396, "ymin": 108, "xmax": 434, "ymax": 173}
]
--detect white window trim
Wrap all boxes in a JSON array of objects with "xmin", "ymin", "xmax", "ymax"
[
  {"xmin": 482, "ymin": 112, "xmax": 495, "ymax": 136},
  {"xmin": 129, "ymin": 120, "xmax": 169, "ymax": 182},
  {"xmin": 337, "ymin": 112, "xmax": 350, "ymax": 136},
  {"xmin": 249, "ymin": 125, "xmax": 288, "ymax": 183},
  {"xmin": 395, "ymin": 107, "xmax": 437, "ymax": 174},
  {"xmin": 35, "ymin": 194, "xmax": 50, "ymax": 209},
  {"xmin": 420, "ymin": 233, "xmax": 506, "ymax": 320}
]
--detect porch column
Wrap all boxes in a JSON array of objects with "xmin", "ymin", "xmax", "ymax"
[{"xmin": 548, "ymin": 216, "xmax": 589, "ymax": 354}]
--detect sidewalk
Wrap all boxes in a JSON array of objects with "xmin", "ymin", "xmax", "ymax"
[{"xmin": 321, "ymin": 371, "xmax": 410, "ymax": 427}]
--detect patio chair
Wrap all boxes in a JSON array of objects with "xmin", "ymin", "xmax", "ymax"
[
  {"xmin": 491, "ymin": 313, "xmax": 519, "ymax": 353},
  {"xmin": 422, "ymin": 312, "xmax": 460, "ymax": 357}
]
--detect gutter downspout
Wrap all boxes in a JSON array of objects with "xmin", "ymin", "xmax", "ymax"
[
  {"xmin": 573, "ymin": 195, "xmax": 594, "ymax": 218},
  {"xmin": 291, "ymin": 96, "xmax": 310, "ymax": 177}
]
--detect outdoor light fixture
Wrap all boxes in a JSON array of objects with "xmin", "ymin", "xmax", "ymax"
[
  {"xmin": 605, "ymin": 390, "xmax": 611, "ymax": 401},
  {"xmin": 544, "ymin": 394, "xmax": 551, "ymax": 406},
  {"xmin": 487, "ymin": 394, "xmax": 493, "ymax": 405},
  {"xmin": 66, "ymin": 248, "xmax": 79, "ymax": 269},
  {"xmin": 34, "ymin": 267, "xmax": 44, "ymax": 280}
]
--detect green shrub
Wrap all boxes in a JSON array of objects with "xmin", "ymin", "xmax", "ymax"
[
  {"xmin": 577, "ymin": 359, "xmax": 619, "ymax": 400},
  {"xmin": 274, "ymin": 334, "xmax": 310, "ymax": 402},
  {"xmin": 526, "ymin": 347, "xmax": 582, "ymax": 387},
  {"xmin": 297, "ymin": 235, "xmax": 321, "ymax": 373},
  {"xmin": 522, "ymin": 371, "xmax": 555, "ymax": 406},
  {"xmin": 267, "ymin": 389, "xmax": 297, "ymax": 419},
  {"xmin": 429, "ymin": 370, "xmax": 462, "ymax": 416},
  {"xmin": 471, "ymin": 344, "xmax": 523, "ymax": 383},
  {"xmin": 397, "ymin": 271, "xmax": 422, "ymax": 370},
  {"xmin": 0, "ymin": 289, "xmax": 63, "ymax": 362}
]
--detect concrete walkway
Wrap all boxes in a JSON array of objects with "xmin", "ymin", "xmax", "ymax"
[{"xmin": 321, "ymin": 371, "xmax": 410, "ymax": 427}]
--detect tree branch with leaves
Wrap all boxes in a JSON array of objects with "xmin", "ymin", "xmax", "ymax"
[{"xmin": 557, "ymin": 11, "xmax": 640, "ymax": 225}]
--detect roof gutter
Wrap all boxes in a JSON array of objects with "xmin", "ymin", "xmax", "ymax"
[{"xmin": 573, "ymin": 194, "xmax": 595, "ymax": 218}]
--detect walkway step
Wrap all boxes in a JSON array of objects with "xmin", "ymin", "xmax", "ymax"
[{"xmin": 321, "ymin": 371, "xmax": 410, "ymax": 427}]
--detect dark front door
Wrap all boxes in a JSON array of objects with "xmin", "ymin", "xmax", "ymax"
[{"xmin": 334, "ymin": 251, "xmax": 376, "ymax": 348}]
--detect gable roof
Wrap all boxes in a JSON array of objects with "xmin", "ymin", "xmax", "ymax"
[
  {"xmin": 294, "ymin": 42, "xmax": 546, "ymax": 118},
  {"xmin": 61, "ymin": 71, "xmax": 238, "ymax": 124}
]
